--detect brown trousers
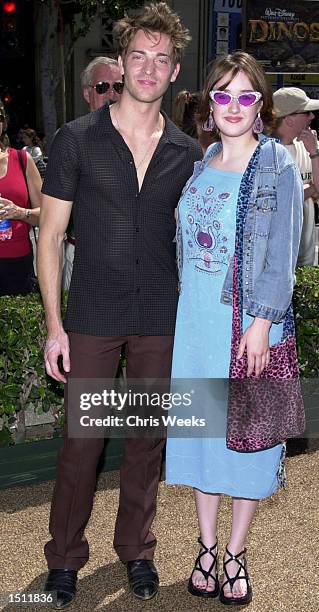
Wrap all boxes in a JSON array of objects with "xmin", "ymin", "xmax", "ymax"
[{"xmin": 44, "ymin": 333, "xmax": 173, "ymax": 570}]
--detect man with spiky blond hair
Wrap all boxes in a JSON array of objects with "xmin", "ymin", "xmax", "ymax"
[{"xmin": 38, "ymin": 3, "xmax": 201, "ymax": 607}]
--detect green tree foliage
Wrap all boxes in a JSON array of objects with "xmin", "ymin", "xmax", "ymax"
[
  {"xmin": 37, "ymin": 0, "xmax": 144, "ymax": 48},
  {"xmin": 294, "ymin": 266, "xmax": 319, "ymax": 378},
  {"xmin": 58, "ymin": 0, "xmax": 145, "ymax": 35},
  {"xmin": 0, "ymin": 294, "xmax": 64, "ymax": 446}
]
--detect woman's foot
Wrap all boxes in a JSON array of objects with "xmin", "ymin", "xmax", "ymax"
[
  {"xmin": 219, "ymin": 545, "xmax": 252, "ymax": 605},
  {"xmin": 188, "ymin": 537, "xmax": 219, "ymax": 598}
]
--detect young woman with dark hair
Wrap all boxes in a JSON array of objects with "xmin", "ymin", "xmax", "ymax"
[{"xmin": 166, "ymin": 52, "xmax": 304, "ymax": 606}]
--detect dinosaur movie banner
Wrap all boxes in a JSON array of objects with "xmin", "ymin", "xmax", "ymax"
[{"xmin": 243, "ymin": 0, "xmax": 319, "ymax": 73}]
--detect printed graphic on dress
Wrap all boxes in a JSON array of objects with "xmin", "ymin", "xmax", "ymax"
[{"xmin": 184, "ymin": 184, "xmax": 232, "ymax": 275}]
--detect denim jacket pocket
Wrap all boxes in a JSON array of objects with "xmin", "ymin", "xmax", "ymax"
[{"xmin": 253, "ymin": 191, "xmax": 277, "ymax": 237}]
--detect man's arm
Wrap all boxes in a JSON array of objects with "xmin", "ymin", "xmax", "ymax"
[
  {"xmin": 37, "ymin": 194, "xmax": 72, "ymax": 382},
  {"xmin": 299, "ymin": 129, "xmax": 319, "ymax": 194}
]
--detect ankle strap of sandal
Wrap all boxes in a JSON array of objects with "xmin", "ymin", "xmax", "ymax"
[
  {"xmin": 197, "ymin": 537, "xmax": 218, "ymax": 553},
  {"xmin": 224, "ymin": 545, "xmax": 246, "ymax": 561}
]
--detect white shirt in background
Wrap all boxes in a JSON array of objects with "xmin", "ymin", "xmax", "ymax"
[{"xmin": 285, "ymin": 139, "xmax": 317, "ymax": 266}]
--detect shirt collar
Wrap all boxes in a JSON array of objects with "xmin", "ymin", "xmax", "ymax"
[
  {"xmin": 93, "ymin": 104, "xmax": 193, "ymax": 149},
  {"xmin": 160, "ymin": 111, "xmax": 195, "ymax": 148}
]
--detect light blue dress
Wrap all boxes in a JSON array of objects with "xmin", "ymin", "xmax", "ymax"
[{"xmin": 166, "ymin": 167, "xmax": 284, "ymax": 499}]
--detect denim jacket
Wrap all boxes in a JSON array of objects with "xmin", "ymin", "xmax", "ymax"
[{"xmin": 176, "ymin": 135, "xmax": 303, "ymax": 323}]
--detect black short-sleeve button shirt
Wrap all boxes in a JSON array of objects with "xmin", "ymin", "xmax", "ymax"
[{"xmin": 42, "ymin": 105, "xmax": 202, "ymax": 336}]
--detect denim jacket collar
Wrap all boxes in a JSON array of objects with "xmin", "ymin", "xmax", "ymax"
[{"xmin": 185, "ymin": 134, "xmax": 271, "ymax": 190}]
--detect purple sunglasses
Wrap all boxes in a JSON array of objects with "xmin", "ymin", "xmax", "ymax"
[{"xmin": 209, "ymin": 90, "xmax": 262, "ymax": 107}]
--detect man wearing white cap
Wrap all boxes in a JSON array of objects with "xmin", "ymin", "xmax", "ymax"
[{"xmin": 273, "ymin": 87, "xmax": 319, "ymax": 266}]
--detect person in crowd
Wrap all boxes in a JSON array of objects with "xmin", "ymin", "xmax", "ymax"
[
  {"xmin": 273, "ymin": 87, "xmax": 319, "ymax": 266},
  {"xmin": 172, "ymin": 89, "xmax": 201, "ymax": 138},
  {"xmin": 62, "ymin": 56, "xmax": 123, "ymax": 291},
  {"xmin": 166, "ymin": 52, "xmax": 303, "ymax": 606},
  {"xmin": 11, "ymin": 125, "xmax": 28, "ymax": 150},
  {"xmin": 22, "ymin": 128, "xmax": 46, "ymax": 179},
  {"xmin": 81, "ymin": 56, "xmax": 123, "ymax": 111},
  {"xmin": 0, "ymin": 99, "xmax": 42, "ymax": 295},
  {"xmin": 37, "ymin": 3, "xmax": 201, "ymax": 608},
  {"xmin": 172, "ymin": 89, "xmax": 214, "ymax": 152}
]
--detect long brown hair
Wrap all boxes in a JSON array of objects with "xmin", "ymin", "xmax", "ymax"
[
  {"xmin": 22, "ymin": 128, "xmax": 42, "ymax": 148},
  {"xmin": 172, "ymin": 90, "xmax": 201, "ymax": 138},
  {"xmin": 198, "ymin": 51, "xmax": 275, "ymax": 139}
]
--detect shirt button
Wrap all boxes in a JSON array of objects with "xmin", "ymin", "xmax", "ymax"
[
  {"xmin": 136, "ymin": 227, "xmax": 139, "ymax": 233},
  {"xmin": 129, "ymin": 161, "xmax": 133, "ymax": 165}
]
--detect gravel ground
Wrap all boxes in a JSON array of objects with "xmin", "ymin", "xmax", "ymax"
[{"xmin": 0, "ymin": 451, "xmax": 318, "ymax": 612}]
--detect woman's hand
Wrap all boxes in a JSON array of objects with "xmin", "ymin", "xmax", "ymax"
[
  {"xmin": 237, "ymin": 317, "xmax": 272, "ymax": 377},
  {"xmin": 0, "ymin": 197, "xmax": 26, "ymax": 220}
]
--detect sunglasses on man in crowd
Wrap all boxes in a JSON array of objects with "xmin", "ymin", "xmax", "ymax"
[{"xmin": 89, "ymin": 81, "xmax": 124, "ymax": 95}]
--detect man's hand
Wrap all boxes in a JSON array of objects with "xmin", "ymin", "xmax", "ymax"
[
  {"xmin": 44, "ymin": 329, "xmax": 70, "ymax": 383},
  {"xmin": 237, "ymin": 318, "xmax": 271, "ymax": 377},
  {"xmin": 298, "ymin": 128, "xmax": 318, "ymax": 156},
  {"xmin": 304, "ymin": 181, "xmax": 319, "ymax": 201}
]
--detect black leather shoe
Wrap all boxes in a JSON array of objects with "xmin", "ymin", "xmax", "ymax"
[
  {"xmin": 44, "ymin": 569, "xmax": 78, "ymax": 609},
  {"xmin": 127, "ymin": 560, "xmax": 159, "ymax": 600}
]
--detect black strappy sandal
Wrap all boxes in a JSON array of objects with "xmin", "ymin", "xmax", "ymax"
[
  {"xmin": 188, "ymin": 537, "xmax": 219, "ymax": 598},
  {"xmin": 219, "ymin": 545, "xmax": 252, "ymax": 606}
]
